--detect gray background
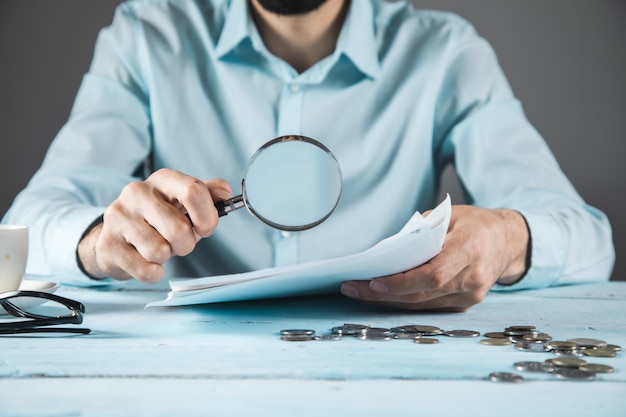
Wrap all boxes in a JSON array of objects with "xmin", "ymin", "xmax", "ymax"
[{"xmin": 1, "ymin": 1, "xmax": 624, "ymax": 281}]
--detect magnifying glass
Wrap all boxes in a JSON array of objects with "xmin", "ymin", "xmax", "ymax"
[{"xmin": 214, "ymin": 135, "xmax": 342, "ymax": 231}]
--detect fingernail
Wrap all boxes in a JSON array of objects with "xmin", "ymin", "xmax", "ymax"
[
  {"xmin": 340, "ymin": 283, "xmax": 359, "ymax": 298},
  {"xmin": 370, "ymin": 280, "xmax": 388, "ymax": 293}
]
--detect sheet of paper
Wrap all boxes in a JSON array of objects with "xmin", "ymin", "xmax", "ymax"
[{"xmin": 147, "ymin": 195, "xmax": 451, "ymax": 307}]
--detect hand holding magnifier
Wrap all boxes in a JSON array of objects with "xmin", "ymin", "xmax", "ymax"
[{"xmin": 213, "ymin": 135, "xmax": 342, "ymax": 231}]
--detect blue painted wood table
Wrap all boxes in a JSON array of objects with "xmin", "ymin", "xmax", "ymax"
[{"xmin": 1, "ymin": 281, "xmax": 625, "ymax": 416}]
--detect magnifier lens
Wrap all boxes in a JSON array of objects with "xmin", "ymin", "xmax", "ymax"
[{"xmin": 243, "ymin": 137, "xmax": 342, "ymax": 231}]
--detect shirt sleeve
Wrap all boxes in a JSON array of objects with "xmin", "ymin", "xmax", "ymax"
[
  {"xmin": 432, "ymin": 21, "xmax": 615, "ymax": 291},
  {"xmin": 1, "ymin": 5, "xmax": 152, "ymax": 286}
]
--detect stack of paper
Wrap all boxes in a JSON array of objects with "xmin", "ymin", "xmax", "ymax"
[{"xmin": 147, "ymin": 195, "xmax": 451, "ymax": 307}]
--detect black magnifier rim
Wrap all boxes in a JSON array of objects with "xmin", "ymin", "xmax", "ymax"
[{"xmin": 241, "ymin": 135, "xmax": 342, "ymax": 232}]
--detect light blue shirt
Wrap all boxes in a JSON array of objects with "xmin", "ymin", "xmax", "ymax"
[{"xmin": 2, "ymin": 0, "xmax": 614, "ymax": 291}]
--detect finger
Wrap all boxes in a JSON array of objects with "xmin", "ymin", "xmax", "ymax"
[
  {"xmin": 105, "ymin": 192, "xmax": 178, "ymax": 263},
  {"xmin": 342, "ymin": 264, "xmax": 473, "ymax": 305},
  {"xmin": 369, "ymin": 231, "xmax": 470, "ymax": 295},
  {"xmin": 146, "ymin": 169, "xmax": 222, "ymax": 239},
  {"xmin": 340, "ymin": 280, "xmax": 486, "ymax": 312},
  {"xmin": 205, "ymin": 178, "xmax": 233, "ymax": 202},
  {"xmin": 94, "ymin": 223, "xmax": 165, "ymax": 283}
]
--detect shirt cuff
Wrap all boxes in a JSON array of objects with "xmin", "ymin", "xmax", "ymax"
[
  {"xmin": 45, "ymin": 206, "xmax": 118, "ymax": 287},
  {"xmin": 491, "ymin": 209, "xmax": 565, "ymax": 292}
]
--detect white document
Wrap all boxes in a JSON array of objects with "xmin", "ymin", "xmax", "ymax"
[{"xmin": 147, "ymin": 195, "xmax": 451, "ymax": 307}]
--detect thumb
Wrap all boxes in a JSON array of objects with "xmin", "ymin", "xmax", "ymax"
[{"xmin": 205, "ymin": 178, "xmax": 233, "ymax": 202}]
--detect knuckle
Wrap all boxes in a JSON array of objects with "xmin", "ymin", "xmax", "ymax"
[
  {"xmin": 181, "ymin": 178, "xmax": 208, "ymax": 202},
  {"xmin": 143, "ymin": 241, "xmax": 172, "ymax": 264},
  {"xmin": 119, "ymin": 180, "xmax": 146, "ymax": 198},
  {"xmin": 427, "ymin": 268, "xmax": 448, "ymax": 289},
  {"xmin": 148, "ymin": 168, "xmax": 174, "ymax": 181},
  {"xmin": 196, "ymin": 215, "xmax": 219, "ymax": 238}
]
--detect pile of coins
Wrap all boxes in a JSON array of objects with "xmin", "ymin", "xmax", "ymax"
[
  {"xmin": 482, "ymin": 325, "xmax": 620, "ymax": 382},
  {"xmin": 280, "ymin": 323, "xmax": 480, "ymax": 342},
  {"xmin": 279, "ymin": 323, "xmax": 621, "ymax": 382}
]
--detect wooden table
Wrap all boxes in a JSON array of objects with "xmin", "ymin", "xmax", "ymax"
[{"xmin": 1, "ymin": 280, "xmax": 625, "ymax": 416}]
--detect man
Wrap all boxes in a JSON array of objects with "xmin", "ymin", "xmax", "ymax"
[{"xmin": 2, "ymin": 0, "xmax": 615, "ymax": 311}]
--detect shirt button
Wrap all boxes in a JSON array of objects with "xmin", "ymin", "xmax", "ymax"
[
  {"xmin": 289, "ymin": 83, "xmax": 300, "ymax": 93},
  {"xmin": 281, "ymin": 231, "xmax": 292, "ymax": 238}
]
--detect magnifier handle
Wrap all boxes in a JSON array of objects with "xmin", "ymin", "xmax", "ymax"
[{"xmin": 215, "ymin": 194, "xmax": 245, "ymax": 217}]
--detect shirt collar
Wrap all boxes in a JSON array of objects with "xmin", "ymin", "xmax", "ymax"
[
  {"xmin": 335, "ymin": 0, "xmax": 381, "ymax": 80},
  {"xmin": 214, "ymin": 0, "xmax": 381, "ymax": 80},
  {"xmin": 214, "ymin": 0, "xmax": 253, "ymax": 58}
]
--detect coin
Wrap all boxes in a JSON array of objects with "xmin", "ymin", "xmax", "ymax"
[
  {"xmin": 366, "ymin": 327, "xmax": 393, "ymax": 336},
  {"xmin": 546, "ymin": 341, "xmax": 579, "ymax": 351},
  {"xmin": 505, "ymin": 325, "xmax": 536, "ymax": 332},
  {"xmin": 444, "ymin": 329, "xmax": 480, "ymax": 338},
  {"xmin": 313, "ymin": 333, "xmax": 341, "ymax": 341},
  {"xmin": 554, "ymin": 368, "xmax": 595, "ymax": 381},
  {"xmin": 480, "ymin": 338, "xmax": 512, "ymax": 346},
  {"xmin": 280, "ymin": 334, "xmax": 314, "ymax": 342},
  {"xmin": 523, "ymin": 333, "xmax": 552, "ymax": 342},
  {"xmin": 580, "ymin": 363, "xmax": 614, "ymax": 374},
  {"xmin": 280, "ymin": 329, "xmax": 315, "ymax": 336},
  {"xmin": 552, "ymin": 348, "xmax": 584, "ymax": 357},
  {"xmin": 603, "ymin": 344, "xmax": 622, "ymax": 352},
  {"xmin": 392, "ymin": 325, "xmax": 443, "ymax": 335},
  {"xmin": 514, "ymin": 361, "xmax": 554, "ymax": 373},
  {"xmin": 483, "ymin": 332, "xmax": 507, "ymax": 339},
  {"xmin": 566, "ymin": 338, "xmax": 607, "ymax": 348},
  {"xmin": 546, "ymin": 357, "xmax": 587, "ymax": 368},
  {"xmin": 489, "ymin": 372, "xmax": 524, "ymax": 383},
  {"xmin": 358, "ymin": 332, "xmax": 393, "ymax": 341},
  {"xmin": 584, "ymin": 348, "xmax": 617, "ymax": 358},
  {"xmin": 331, "ymin": 324, "xmax": 368, "ymax": 336},
  {"xmin": 414, "ymin": 337, "xmax": 439, "ymax": 344}
]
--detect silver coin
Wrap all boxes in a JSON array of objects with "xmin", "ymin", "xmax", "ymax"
[
  {"xmin": 514, "ymin": 361, "xmax": 555, "ymax": 373},
  {"xmin": 358, "ymin": 332, "xmax": 393, "ymax": 341},
  {"xmin": 505, "ymin": 329, "xmax": 539, "ymax": 338},
  {"xmin": 554, "ymin": 368, "xmax": 595, "ymax": 381},
  {"xmin": 552, "ymin": 348, "xmax": 585, "ymax": 357},
  {"xmin": 489, "ymin": 372, "xmax": 524, "ymax": 383},
  {"xmin": 313, "ymin": 333, "xmax": 341, "ymax": 341},
  {"xmin": 392, "ymin": 325, "xmax": 443, "ymax": 335},
  {"xmin": 444, "ymin": 329, "xmax": 480, "ymax": 338},
  {"xmin": 331, "ymin": 324, "xmax": 369, "ymax": 336},
  {"xmin": 280, "ymin": 334, "xmax": 314, "ymax": 342},
  {"xmin": 365, "ymin": 327, "xmax": 393, "ymax": 336},
  {"xmin": 280, "ymin": 329, "xmax": 315, "ymax": 336},
  {"xmin": 505, "ymin": 325, "xmax": 536, "ymax": 332}
]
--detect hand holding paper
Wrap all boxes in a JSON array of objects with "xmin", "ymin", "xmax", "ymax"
[{"xmin": 147, "ymin": 195, "xmax": 451, "ymax": 307}]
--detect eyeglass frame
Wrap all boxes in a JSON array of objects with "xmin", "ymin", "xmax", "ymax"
[{"xmin": 0, "ymin": 290, "xmax": 91, "ymax": 335}]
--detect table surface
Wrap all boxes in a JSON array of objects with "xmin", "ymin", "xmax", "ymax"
[{"xmin": 1, "ymin": 280, "xmax": 625, "ymax": 417}]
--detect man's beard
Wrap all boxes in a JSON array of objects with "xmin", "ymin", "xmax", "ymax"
[{"xmin": 255, "ymin": 0, "xmax": 329, "ymax": 16}]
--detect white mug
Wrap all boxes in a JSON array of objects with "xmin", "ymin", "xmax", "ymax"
[{"xmin": 0, "ymin": 225, "xmax": 29, "ymax": 294}]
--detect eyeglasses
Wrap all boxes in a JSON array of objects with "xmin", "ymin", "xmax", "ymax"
[{"xmin": 0, "ymin": 290, "xmax": 91, "ymax": 335}]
